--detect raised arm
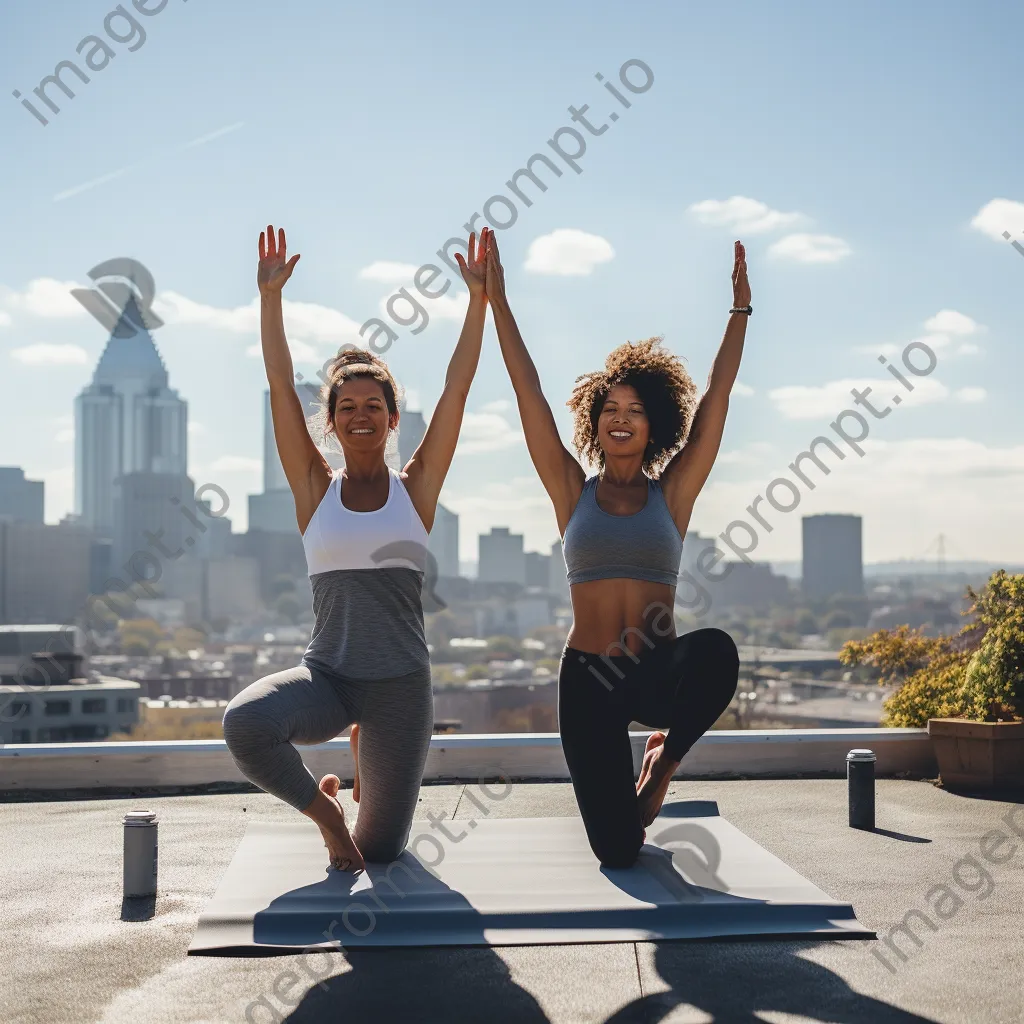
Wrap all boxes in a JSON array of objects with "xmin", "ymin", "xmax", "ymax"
[
  {"xmin": 257, "ymin": 225, "xmax": 333, "ymax": 535},
  {"xmin": 485, "ymin": 234, "xmax": 585, "ymax": 534},
  {"xmin": 402, "ymin": 229, "xmax": 490, "ymax": 531},
  {"xmin": 661, "ymin": 240, "xmax": 750, "ymax": 519}
]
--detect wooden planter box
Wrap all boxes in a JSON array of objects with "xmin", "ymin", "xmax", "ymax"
[{"xmin": 927, "ymin": 718, "xmax": 1024, "ymax": 790}]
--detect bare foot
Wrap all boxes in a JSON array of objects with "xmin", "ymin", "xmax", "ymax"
[
  {"xmin": 636, "ymin": 731, "xmax": 666, "ymax": 796},
  {"xmin": 636, "ymin": 737, "xmax": 678, "ymax": 828},
  {"xmin": 303, "ymin": 774, "xmax": 365, "ymax": 872},
  {"xmin": 350, "ymin": 723, "xmax": 360, "ymax": 803}
]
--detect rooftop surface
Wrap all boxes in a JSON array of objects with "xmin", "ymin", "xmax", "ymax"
[{"xmin": 3, "ymin": 778, "xmax": 1023, "ymax": 1024}]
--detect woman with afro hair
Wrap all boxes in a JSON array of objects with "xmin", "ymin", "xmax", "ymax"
[{"xmin": 485, "ymin": 235, "xmax": 748, "ymax": 868}]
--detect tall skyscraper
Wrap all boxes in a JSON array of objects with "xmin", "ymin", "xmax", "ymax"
[
  {"xmin": 549, "ymin": 539, "xmax": 569, "ymax": 597},
  {"xmin": 802, "ymin": 513, "xmax": 863, "ymax": 599},
  {"xmin": 398, "ymin": 406, "xmax": 427, "ymax": 468},
  {"xmin": 0, "ymin": 468, "xmax": 44, "ymax": 524},
  {"xmin": 74, "ymin": 295, "xmax": 187, "ymax": 536},
  {"xmin": 429, "ymin": 503, "xmax": 459, "ymax": 579},
  {"xmin": 252, "ymin": 384, "xmax": 340, "ymax": 534},
  {"xmin": 479, "ymin": 527, "xmax": 526, "ymax": 585}
]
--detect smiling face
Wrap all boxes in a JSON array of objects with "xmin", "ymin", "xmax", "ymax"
[
  {"xmin": 329, "ymin": 375, "xmax": 398, "ymax": 456},
  {"xmin": 596, "ymin": 383, "xmax": 650, "ymax": 461}
]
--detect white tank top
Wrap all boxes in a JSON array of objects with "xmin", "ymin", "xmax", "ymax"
[
  {"xmin": 302, "ymin": 467, "xmax": 430, "ymax": 575},
  {"xmin": 300, "ymin": 467, "xmax": 431, "ymax": 680}
]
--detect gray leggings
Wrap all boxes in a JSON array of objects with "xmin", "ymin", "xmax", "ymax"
[{"xmin": 222, "ymin": 663, "xmax": 433, "ymax": 863}]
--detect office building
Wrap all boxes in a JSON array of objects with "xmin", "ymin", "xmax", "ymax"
[
  {"xmin": 479, "ymin": 527, "xmax": 526, "ymax": 585},
  {"xmin": 0, "ymin": 467, "xmax": 44, "ymax": 524},
  {"xmin": 429, "ymin": 503, "xmax": 460, "ymax": 579},
  {"xmin": 111, "ymin": 471, "xmax": 196, "ymax": 572},
  {"xmin": 525, "ymin": 551, "xmax": 551, "ymax": 589},
  {"xmin": 548, "ymin": 539, "xmax": 570, "ymax": 597},
  {"xmin": 398, "ymin": 407, "xmax": 427, "ymax": 467},
  {"xmin": 253, "ymin": 386, "xmax": 341, "ymax": 533},
  {"xmin": 75, "ymin": 295, "xmax": 188, "ymax": 535},
  {"xmin": 680, "ymin": 530, "xmax": 719, "ymax": 579},
  {"xmin": 0, "ymin": 521, "xmax": 93, "ymax": 625},
  {"xmin": 802, "ymin": 514, "xmax": 864, "ymax": 599}
]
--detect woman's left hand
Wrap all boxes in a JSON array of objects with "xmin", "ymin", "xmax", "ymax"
[
  {"xmin": 455, "ymin": 227, "xmax": 490, "ymax": 299},
  {"xmin": 732, "ymin": 239, "xmax": 750, "ymax": 307}
]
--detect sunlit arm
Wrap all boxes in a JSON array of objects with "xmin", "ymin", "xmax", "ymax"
[
  {"xmin": 402, "ymin": 294, "xmax": 488, "ymax": 526},
  {"xmin": 490, "ymin": 291, "xmax": 584, "ymax": 532},
  {"xmin": 661, "ymin": 310, "xmax": 748, "ymax": 509},
  {"xmin": 262, "ymin": 291, "xmax": 328, "ymax": 502}
]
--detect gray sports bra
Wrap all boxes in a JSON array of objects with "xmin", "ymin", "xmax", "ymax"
[{"xmin": 562, "ymin": 475, "xmax": 683, "ymax": 586}]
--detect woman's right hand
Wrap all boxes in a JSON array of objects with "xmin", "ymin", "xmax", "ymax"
[
  {"xmin": 485, "ymin": 231, "xmax": 507, "ymax": 307},
  {"xmin": 258, "ymin": 224, "xmax": 300, "ymax": 295}
]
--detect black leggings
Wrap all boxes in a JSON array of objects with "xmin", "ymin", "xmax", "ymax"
[{"xmin": 558, "ymin": 627, "xmax": 740, "ymax": 869}]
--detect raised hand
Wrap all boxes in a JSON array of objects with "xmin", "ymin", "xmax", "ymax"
[
  {"xmin": 732, "ymin": 239, "xmax": 750, "ymax": 307},
  {"xmin": 454, "ymin": 228, "xmax": 490, "ymax": 299},
  {"xmin": 484, "ymin": 230, "xmax": 507, "ymax": 307},
  {"xmin": 258, "ymin": 225, "xmax": 300, "ymax": 295}
]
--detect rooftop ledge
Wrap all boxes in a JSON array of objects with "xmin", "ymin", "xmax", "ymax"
[{"xmin": 0, "ymin": 728, "xmax": 936, "ymax": 794}]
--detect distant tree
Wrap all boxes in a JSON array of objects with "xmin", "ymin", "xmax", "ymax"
[
  {"xmin": 119, "ymin": 618, "xmax": 164, "ymax": 656},
  {"xmin": 795, "ymin": 610, "xmax": 819, "ymax": 635},
  {"xmin": 275, "ymin": 592, "xmax": 303, "ymax": 624},
  {"xmin": 824, "ymin": 609, "xmax": 853, "ymax": 630},
  {"xmin": 466, "ymin": 663, "xmax": 489, "ymax": 680},
  {"xmin": 486, "ymin": 635, "xmax": 522, "ymax": 658}
]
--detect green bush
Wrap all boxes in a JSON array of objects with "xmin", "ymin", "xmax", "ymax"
[{"xmin": 839, "ymin": 570, "xmax": 1024, "ymax": 726}]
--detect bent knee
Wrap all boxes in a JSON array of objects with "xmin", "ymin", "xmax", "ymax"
[
  {"xmin": 222, "ymin": 701, "xmax": 277, "ymax": 754},
  {"xmin": 695, "ymin": 627, "xmax": 740, "ymax": 671}
]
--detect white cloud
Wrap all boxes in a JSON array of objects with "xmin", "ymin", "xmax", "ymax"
[
  {"xmin": 156, "ymin": 292, "xmax": 364, "ymax": 353},
  {"xmin": 188, "ymin": 422, "xmax": 207, "ymax": 435},
  {"xmin": 854, "ymin": 311, "xmax": 985, "ymax": 360},
  {"xmin": 54, "ymin": 415, "xmax": 74, "ymax": 444},
  {"xmin": 0, "ymin": 278, "xmax": 87, "ymax": 318},
  {"xmin": 524, "ymin": 229, "xmax": 614, "ymax": 276},
  {"xmin": 970, "ymin": 198, "xmax": 1024, "ymax": 242},
  {"xmin": 687, "ymin": 196, "xmax": 805, "ymax": 234},
  {"xmin": 480, "ymin": 398, "xmax": 513, "ymax": 413},
  {"xmin": 924, "ymin": 309, "xmax": 984, "ymax": 336},
  {"xmin": 692, "ymin": 436, "xmax": 1024, "ymax": 562},
  {"xmin": 0, "ymin": 310, "xmax": 10, "ymax": 327},
  {"xmin": 10, "ymin": 343, "xmax": 90, "ymax": 365},
  {"xmin": 768, "ymin": 376, "xmax": 950, "ymax": 419},
  {"xmin": 767, "ymin": 233, "xmax": 851, "ymax": 263},
  {"xmin": 245, "ymin": 337, "xmax": 320, "ymax": 362},
  {"xmin": 954, "ymin": 387, "xmax": 987, "ymax": 403},
  {"xmin": 732, "ymin": 381, "xmax": 755, "ymax": 396},
  {"xmin": 154, "ymin": 292, "xmax": 258, "ymax": 333},
  {"xmin": 453, "ymin": 411, "xmax": 525, "ymax": 456},
  {"xmin": 207, "ymin": 456, "xmax": 262, "ymax": 473},
  {"xmin": 378, "ymin": 288, "xmax": 469, "ymax": 324},
  {"xmin": 358, "ymin": 262, "xmax": 419, "ymax": 284}
]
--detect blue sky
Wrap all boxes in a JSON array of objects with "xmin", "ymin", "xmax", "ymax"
[{"xmin": 1, "ymin": 0, "xmax": 1022, "ymax": 565}]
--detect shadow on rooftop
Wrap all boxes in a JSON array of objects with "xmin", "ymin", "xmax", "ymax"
[{"xmin": 605, "ymin": 937, "xmax": 938, "ymax": 1023}]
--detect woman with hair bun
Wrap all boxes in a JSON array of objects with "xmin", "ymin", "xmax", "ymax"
[
  {"xmin": 223, "ymin": 224, "xmax": 493, "ymax": 871},
  {"xmin": 484, "ymin": 233, "xmax": 747, "ymax": 868}
]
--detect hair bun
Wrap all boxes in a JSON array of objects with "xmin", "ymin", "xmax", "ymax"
[{"xmin": 333, "ymin": 345, "xmax": 378, "ymax": 368}]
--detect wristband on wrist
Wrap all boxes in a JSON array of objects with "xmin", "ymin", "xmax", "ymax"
[{"xmin": 730, "ymin": 305, "xmax": 752, "ymax": 315}]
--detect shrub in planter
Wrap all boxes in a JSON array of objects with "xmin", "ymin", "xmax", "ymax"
[{"xmin": 839, "ymin": 570, "xmax": 1023, "ymax": 789}]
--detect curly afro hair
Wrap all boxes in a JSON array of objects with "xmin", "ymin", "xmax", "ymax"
[{"xmin": 566, "ymin": 336, "xmax": 699, "ymax": 475}]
